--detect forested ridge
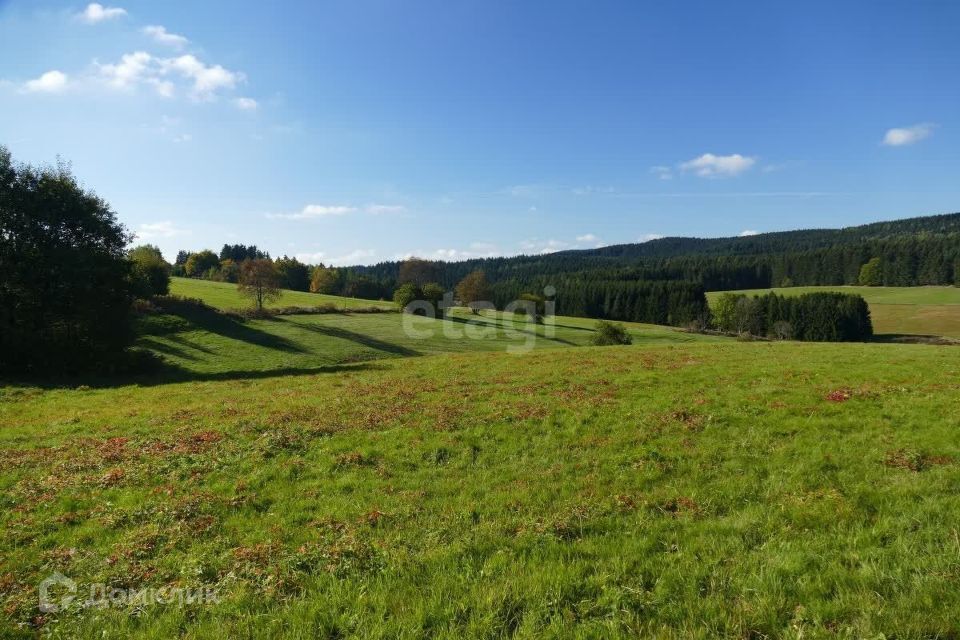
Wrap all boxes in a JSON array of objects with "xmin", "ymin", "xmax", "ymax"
[
  {"xmin": 346, "ymin": 212, "xmax": 960, "ymax": 292},
  {"xmin": 168, "ymin": 212, "xmax": 959, "ymax": 331}
]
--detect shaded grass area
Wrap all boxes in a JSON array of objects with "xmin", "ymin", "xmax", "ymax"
[
  {"xmin": 2, "ymin": 343, "xmax": 960, "ymax": 637},
  {"xmin": 707, "ymin": 285, "xmax": 960, "ymax": 338},
  {"xmin": 130, "ymin": 303, "xmax": 723, "ymax": 381}
]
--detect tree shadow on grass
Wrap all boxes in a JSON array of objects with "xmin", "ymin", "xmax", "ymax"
[
  {"xmin": 444, "ymin": 314, "xmax": 580, "ymax": 347},
  {"xmin": 289, "ymin": 320, "xmax": 421, "ymax": 357},
  {"xmin": 137, "ymin": 337, "xmax": 199, "ymax": 362},
  {"xmin": 146, "ymin": 301, "xmax": 308, "ymax": 354},
  {"xmin": 869, "ymin": 333, "xmax": 959, "ymax": 345}
]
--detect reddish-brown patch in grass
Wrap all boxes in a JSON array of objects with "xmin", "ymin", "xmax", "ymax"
[
  {"xmin": 826, "ymin": 389, "xmax": 852, "ymax": 402},
  {"xmin": 99, "ymin": 467, "xmax": 125, "ymax": 487},
  {"xmin": 658, "ymin": 496, "xmax": 700, "ymax": 516},
  {"xmin": 334, "ymin": 451, "xmax": 375, "ymax": 468},
  {"xmin": 97, "ymin": 437, "xmax": 129, "ymax": 462},
  {"xmin": 362, "ymin": 509, "xmax": 387, "ymax": 527},
  {"xmin": 882, "ymin": 449, "xmax": 952, "ymax": 472},
  {"xmin": 614, "ymin": 494, "xmax": 637, "ymax": 512}
]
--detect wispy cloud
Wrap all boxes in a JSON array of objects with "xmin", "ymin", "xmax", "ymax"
[
  {"xmin": 78, "ymin": 3, "xmax": 127, "ymax": 24},
  {"xmin": 679, "ymin": 153, "xmax": 756, "ymax": 178},
  {"xmin": 639, "ymin": 233, "xmax": 665, "ymax": 242},
  {"xmin": 23, "ymin": 70, "xmax": 68, "ymax": 93},
  {"xmin": 882, "ymin": 123, "xmax": 935, "ymax": 146},
  {"xmin": 234, "ymin": 97, "xmax": 258, "ymax": 111},
  {"xmin": 650, "ymin": 166, "xmax": 673, "ymax": 181},
  {"xmin": 366, "ymin": 204, "xmax": 406, "ymax": 215},
  {"xmin": 739, "ymin": 229, "xmax": 760, "ymax": 237},
  {"xmin": 135, "ymin": 221, "xmax": 190, "ymax": 240},
  {"xmin": 267, "ymin": 205, "xmax": 357, "ymax": 220},
  {"xmin": 143, "ymin": 25, "xmax": 188, "ymax": 49}
]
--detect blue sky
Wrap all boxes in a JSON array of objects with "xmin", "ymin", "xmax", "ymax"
[{"xmin": 1, "ymin": 1, "xmax": 958, "ymax": 265}]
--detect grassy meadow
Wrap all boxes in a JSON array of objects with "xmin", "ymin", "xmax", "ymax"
[
  {"xmin": 136, "ymin": 280, "xmax": 722, "ymax": 379},
  {"xmin": 2, "ymin": 341, "xmax": 960, "ymax": 638},
  {"xmin": 169, "ymin": 277, "xmax": 396, "ymax": 311},
  {"xmin": 706, "ymin": 285, "xmax": 960, "ymax": 338},
  {"xmin": 3, "ymin": 277, "xmax": 960, "ymax": 637}
]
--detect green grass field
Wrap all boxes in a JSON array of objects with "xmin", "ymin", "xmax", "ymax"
[
  {"xmin": 169, "ymin": 277, "xmax": 396, "ymax": 311},
  {"xmin": 3, "ymin": 342, "xmax": 960, "ymax": 638},
  {"xmin": 706, "ymin": 285, "xmax": 960, "ymax": 338},
  {"xmin": 136, "ymin": 296, "xmax": 723, "ymax": 380},
  {"xmin": 4, "ymin": 279, "xmax": 959, "ymax": 637}
]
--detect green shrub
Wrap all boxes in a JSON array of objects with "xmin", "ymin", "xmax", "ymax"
[{"xmin": 591, "ymin": 320, "xmax": 633, "ymax": 346}]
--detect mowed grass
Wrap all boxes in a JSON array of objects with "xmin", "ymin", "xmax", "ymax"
[
  {"xmin": 142, "ymin": 277, "xmax": 724, "ymax": 378},
  {"xmin": 2, "ymin": 342, "xmax": 960, "ymax": 637},
  {"xmin": 169, "ymin": 277, "xmax": 396, "ymax": 311},
  {"xmin": 706, "ymin": 285, "xmax": 960, "ymax": 338},
  {"xmin": 136, "ymin": 303, "xmax": 724, "ymax": 379}
]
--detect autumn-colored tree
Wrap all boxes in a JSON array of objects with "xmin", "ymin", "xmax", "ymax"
[
  {"xmin": 310, "ymin": 266, "xmax": 341, "ymax": 294},
  {"xmin": 238, "ymin": 259, "xmax": 282, "ymax": 310},
  {"xmin": 455, "ymin": 270, "xmax": 491, "ymax": 314},
  {"xmin": 398, "ymin": 257, "xmax": 439, "ymax": 287}
]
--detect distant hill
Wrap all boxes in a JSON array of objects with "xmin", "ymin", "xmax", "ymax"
[{"xmin": 346, "ymin": 212, "xmax": 960, "ymax": 293}]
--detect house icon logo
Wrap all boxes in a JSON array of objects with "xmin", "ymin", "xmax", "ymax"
[{"xmin": 38, "ymin": 572, "xmax": 77, "ymax": 613}]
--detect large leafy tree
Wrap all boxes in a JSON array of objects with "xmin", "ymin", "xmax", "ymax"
[
  {"xmin": 275, "ymin": 256, "xmax": 310, "ymax": 291},
  {"xmin": 0, "ymin": 146, "xmax": 134, "ymax": 373},
  {"xmin": 184, "ymin": 250, "xmax": 219, "ymax": 278},
  {"xmin": 398, "ymin": 257, "xmax": 440, "ymax": 288},
  {"xmin": 858, "ymin": 257, "xmax": 882, "ymax": 286},
  {"xmin": 238, "ymin": 258, "xmax": 282, "ymax": 310},
  {"xmin": 455, "ymin": 270, "xmax": 491, "ymax": 314},
  {"xmin": 128, "ymin": 244, "xmax": 170, "ymax": 297},
  {"xmin": 309, "ymin": 265, "xmax": 341, "ymax": 294}
]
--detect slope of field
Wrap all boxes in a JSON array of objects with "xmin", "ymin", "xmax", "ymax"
[
  {"xmin": 706, "ymin": 286, "xmax": 960, "ymax": 338},
  {"xmin": 169, "ymin": 277, "xmax": 396, "ymax": 311},
  {"xmin": 2, "ymin": 343, "xmax": 960, "ymax": 637},
  {"xmin": 136, "ymin": 302, "xmax": 723, "ymax": 379}
]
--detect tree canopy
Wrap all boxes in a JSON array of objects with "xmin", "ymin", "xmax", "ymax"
[{"xmin": 0, "ymin": 146, "xmax": 134, "ymax": 373}]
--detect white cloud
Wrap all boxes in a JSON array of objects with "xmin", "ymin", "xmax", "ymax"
[
  {"xmin": 395, "ymin": 242, "xmax": 501, "ymax": 262},
  {"xmin": 172, "ymin": 133, "xmax": 192, "ymax": 143},
  {"xmin": 639, "ymin": 233, "xmax": 665, "ymax": 242},
  {"xmin": 739, "ymin": 229, "xmax": 760, "ymax": 237},
  {"xmin": 295, "ymin": 248, "xmax": 380, "ymax": 266},
  {"xmin": 234, "ymin": 97, "xmax": 258, "ymax": 111},
  {"xmin": 679, "ymin": 153, "xmax": 756, "ymax": 178},
  {"xmin": 327, "ymin": 249, "xmax": 378, "ymax": 266},
  {"xmin": 650, "ymin": 166, "xmax": 673, "ymax": 180},
  {"xmin": 576, "ymin": 233, "xmax": 600, "ymax": 244},
  {"xmin": 95, "ymin": 51, "xmax": 244, "ymax": 100},
  {"xmin": 162, "ymin": 54, "xmax": 243, "ymax": 100},
  {"xmin": 23, "ymin": 70, "xmax": 68, "ymax": 93},
  {"xmin": 571, "ymin": 185, "xmax": 615, "ymax": 196},
  {"xmin": 366, "ymin": 204, "xmax": 405, "ymax": 215},
  {"xmin": 882, "ymin": 123, "xmax": 935, "ymax": 146},
  {"xmin": 135, "ymin": 221, "xmax": 189, "ymax": 240},
  {"xmin": 520, "ymin": 238, "xmax": 570, "ymax": 254},
  {"xmin": 267, "ymin": 204, "xmax": 356, "ymax": 220},
  {"xmin": 143, "ymin": 25, "xmax": 189, "ymax": 49},
  {"xmin": 504, "ymin": 184, "xmax": 546, "ymax": 198},
  {"xmin": 97, "ymin": 51, "xmax": 152, "ymax": 90},
  {"xmin": 79, "ymin": 3, "xmax": 126, "ymax": 24}
]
